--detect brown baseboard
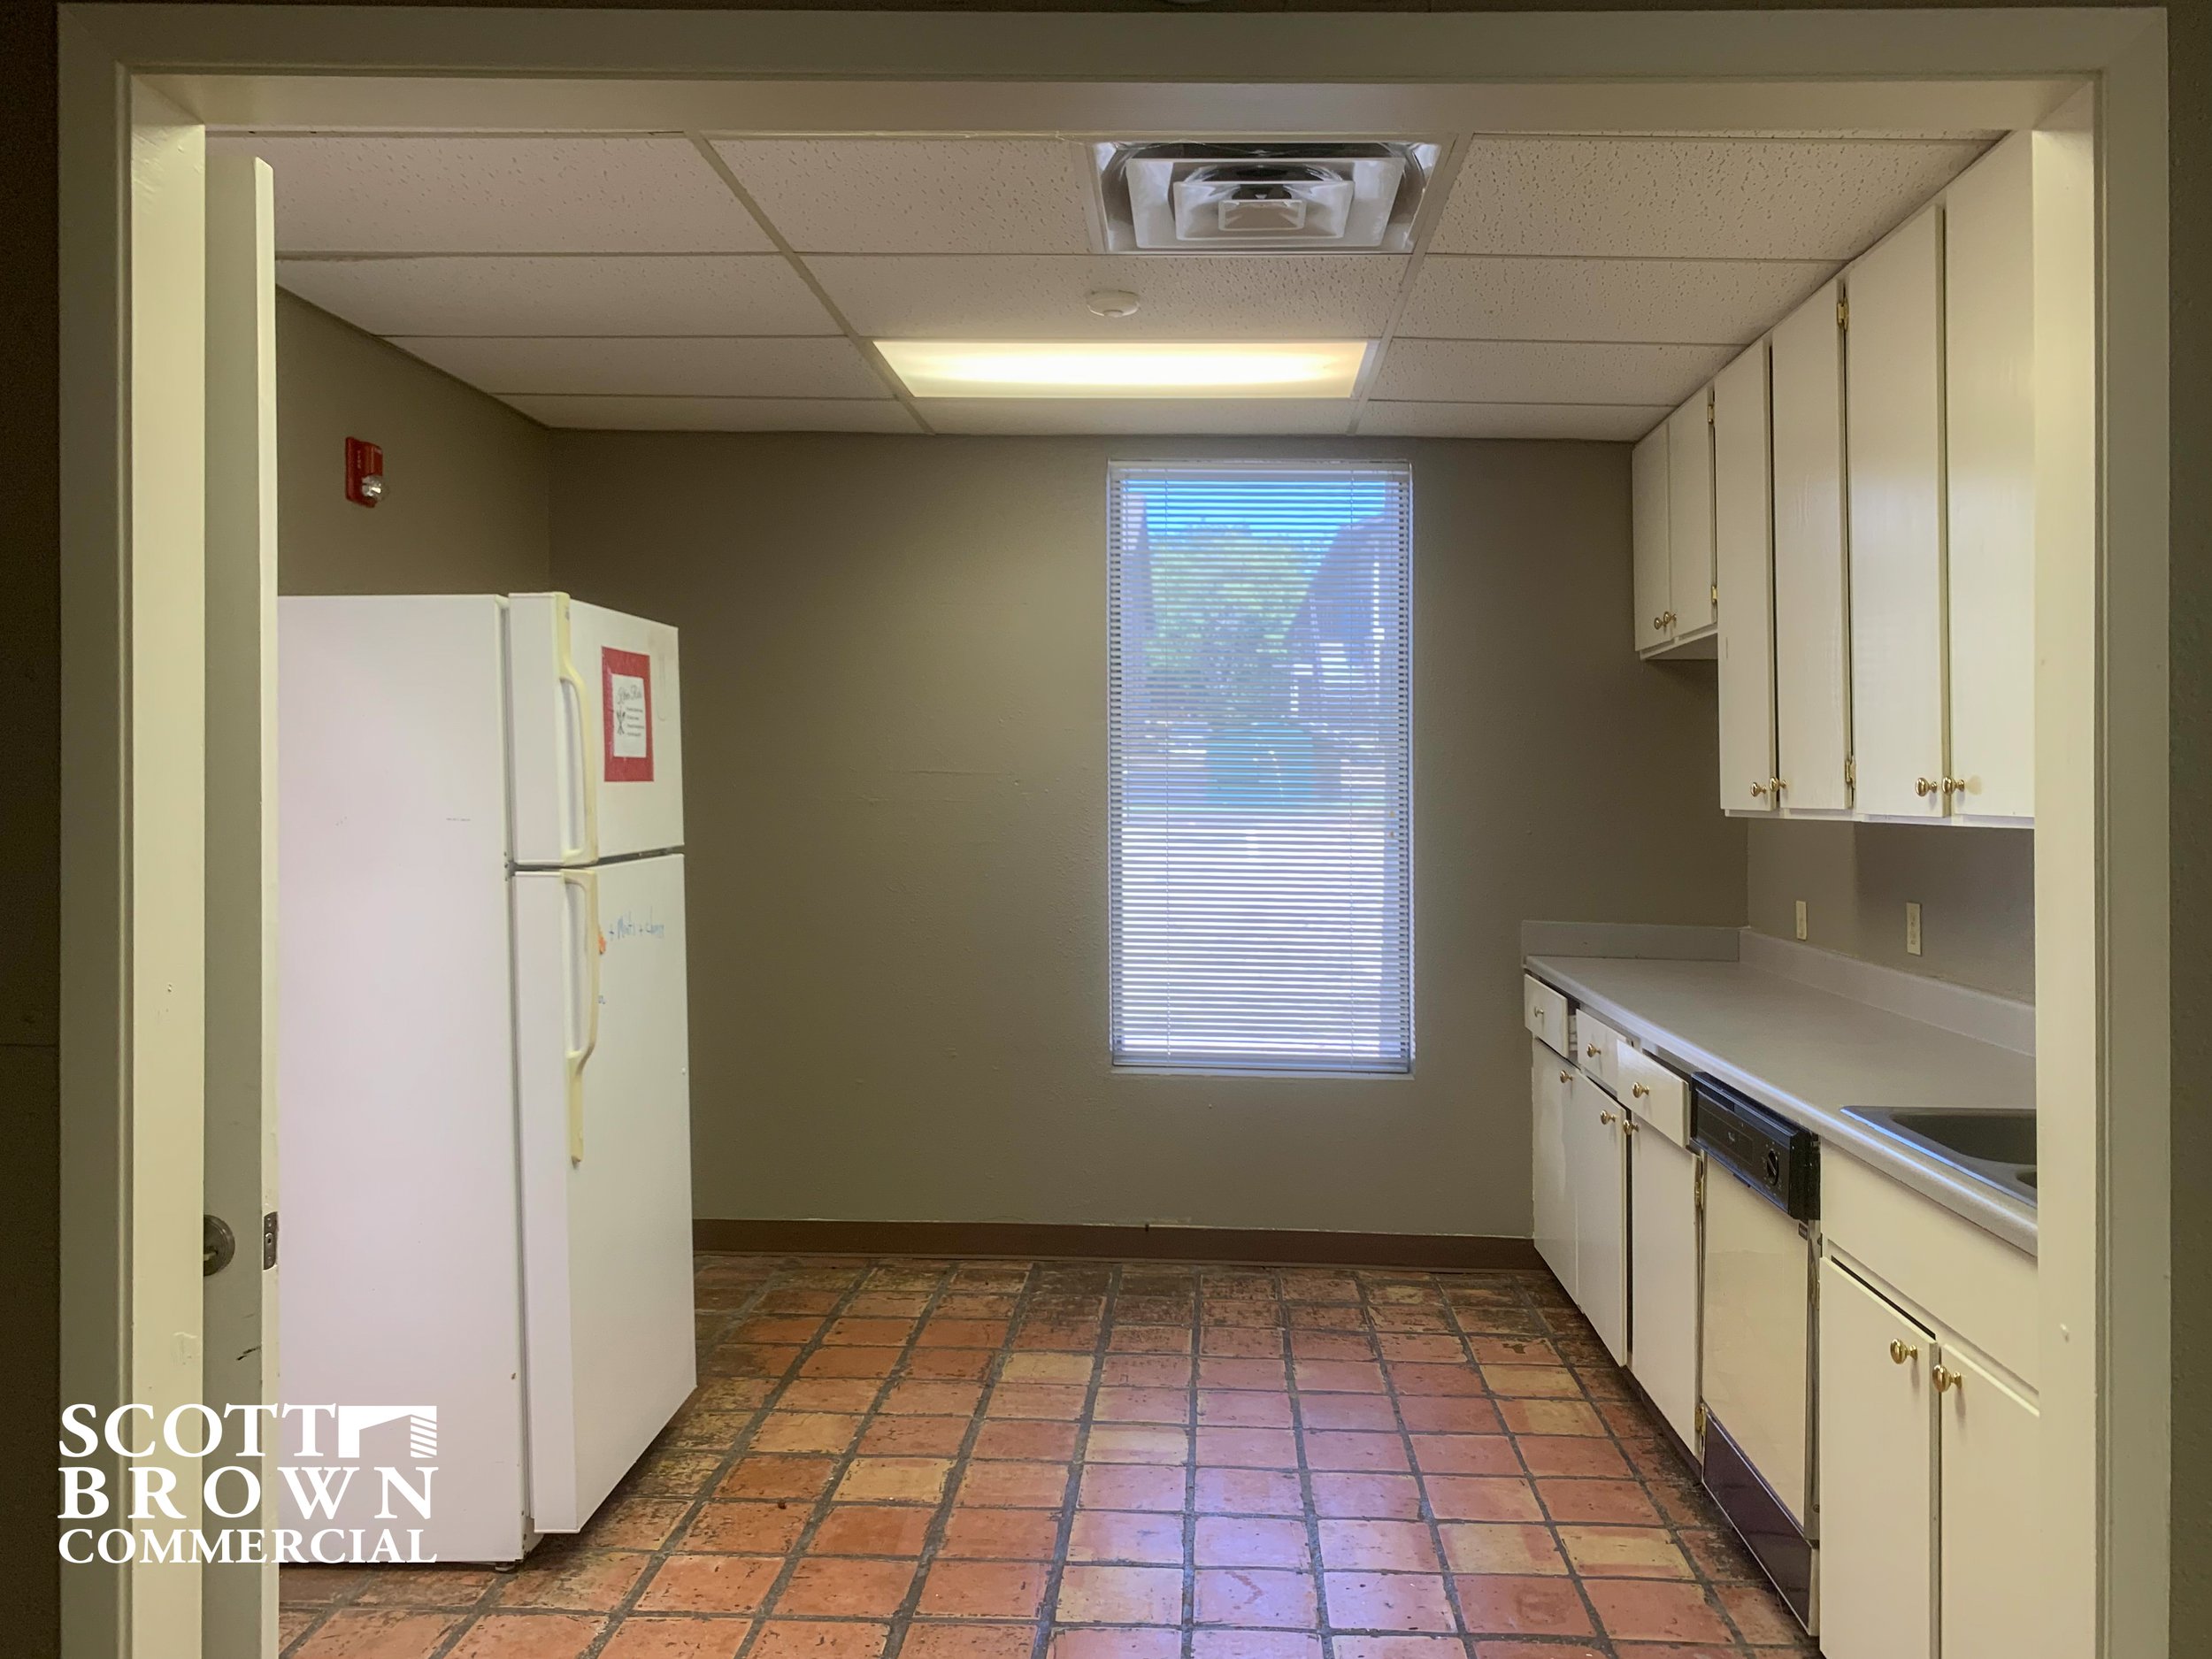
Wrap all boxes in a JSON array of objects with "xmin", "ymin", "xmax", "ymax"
[{"xmin": 692, "ymin": 1217, "xmax": 1540, "ymax": 1271}]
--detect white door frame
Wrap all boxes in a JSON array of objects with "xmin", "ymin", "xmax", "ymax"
[{"xmin": 57, "ymin": 7, "xmax": 2169, "ymax": 1657}]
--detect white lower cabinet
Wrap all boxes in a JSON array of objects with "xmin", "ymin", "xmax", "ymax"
[
  {"xmin": 1938, "ymin": 1342, "xmax": 2040, "ymax": 1658},
  {"xmin": 1816, "ymin": 1257, "xmax": 1935, "ymax": 1659},
  {"xmin": 1566, "ymin": 1070, "xmax": 1629, "ymax": 1364},
  {"xmin": 1816, "ymin": 1252, "xmax": 2040, "ymax": 1659},
  {"xmin": 1627, "ymin": 1124, "xmax": 1699, "ymax": 1447},
  {"xmin": 1530, "ymin": 1041, "xmax": 1576, "ymax": 1299}
]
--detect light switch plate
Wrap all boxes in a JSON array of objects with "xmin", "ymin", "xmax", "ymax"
[
  {"xmin": 1794, "ymin": 899, "xmax": 1808, "ymax": 941},
  {"xmin": 1906, "ymin": 901, "xmax": 1924, "ymax": 956}
]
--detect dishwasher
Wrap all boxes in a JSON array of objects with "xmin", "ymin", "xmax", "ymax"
[{"xmin": 1693, "ymin": 1073, "xmax": 1820, "ymax": 1631}]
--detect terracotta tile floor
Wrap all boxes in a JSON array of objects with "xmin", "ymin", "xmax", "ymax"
[{"xmin": 280, "ymin": 1254, "xmax": 1817, "ymax": 1658}]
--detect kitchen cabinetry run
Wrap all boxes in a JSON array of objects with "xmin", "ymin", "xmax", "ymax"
[
  {"xmin": 1769, "ymin": 278, "xmax": 1853, "ymax": 814},
  {"xmin": 1714, "ymin": 342, "xmax": 1777, "ymax": 813}
]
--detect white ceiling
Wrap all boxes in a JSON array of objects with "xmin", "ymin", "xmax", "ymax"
[{"xmin": 216, "ymin": 129, "xmax": 1989, "ymax": 440}]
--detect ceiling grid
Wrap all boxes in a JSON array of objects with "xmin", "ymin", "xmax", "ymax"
[{"xmin": 212, "ymin": 128, "xmax": 1990, "ymax": 437}]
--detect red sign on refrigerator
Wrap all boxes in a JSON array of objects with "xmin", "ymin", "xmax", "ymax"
[{"xmin": 602, "ymin": 647, "xmax": 654, "ymax": 782}]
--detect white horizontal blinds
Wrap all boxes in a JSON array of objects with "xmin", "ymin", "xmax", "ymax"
[{"xmin": 1109, "ymin": 460, "xmax": 1414, "ymax": 1072}]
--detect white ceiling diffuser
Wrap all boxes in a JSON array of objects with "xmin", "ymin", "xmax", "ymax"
[{"xmin": 1091, "ymin": 142, "xmax": 1441, "ymax": 254}]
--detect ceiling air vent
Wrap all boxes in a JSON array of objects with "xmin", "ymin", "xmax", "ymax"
[{"xmin": 1089, "ymin": 142, "xmax": 1441, "ymax": 254}]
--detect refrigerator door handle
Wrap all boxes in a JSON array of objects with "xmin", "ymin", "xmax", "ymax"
[
  {"xmin": 562, "ymin": 868, "xmax": 602, "ymax": 1164},
  {"xmin": 556, "ymin": 597, "xmax": 601, "ymax": 865}
]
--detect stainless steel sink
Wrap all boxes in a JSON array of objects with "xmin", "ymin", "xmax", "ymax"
[{"xmin": 1844, "ymin": 1106, "xmax": 2037, "ymax": 1207}]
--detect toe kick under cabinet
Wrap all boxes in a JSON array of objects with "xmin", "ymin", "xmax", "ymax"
[
  {"xmin": 1524, "ymin": 980, "xmax": 1701, "ymax": 1448},
  {"xmin": 1816, "ymin": 1153, "xmax": 2039, "ymax": 1659}
]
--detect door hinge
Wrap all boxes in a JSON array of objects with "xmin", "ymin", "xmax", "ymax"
[
  {"xmin": 1706, "ymin": 401, "xmax": 1716, "ymax": 426},
  {"xmin": 1694, "ymin": 1158, "xmax": 1706, "ymax": 1211},
  {"xmin": 1837, "ymin": 295, "xmax": 1850, "ymax": 330},
  {"xmin": 1694, "ymin": 1401, "xmax": 1709, "ymax": 1439},
  {"xmin": 1710, "ymin": 581, "xmax": 1718, "ymax": 605},
  {"xmin": 263, "ymin": 1210, "xmax": 280, "ymax": 1271},
  {"xmin": 1846, "ymin": 755, "xmax": 1856, "ymax": 788}
]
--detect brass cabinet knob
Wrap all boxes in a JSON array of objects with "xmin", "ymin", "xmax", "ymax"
[
  {"xmin": 1749, "ymin": 781, "xmax": 1768, "ymax": 798},
  {"xmin": 1770, "ymin": 778, "xmax": 1787, "ymax": 795},
  {"xmin": 1889, "ymin": 1339, "xmax": 1919, "ymax": 1365},
  {"xmin": 1599, "ymin": 1110, "xmax": 1617, "ymax": 1126},
  {"xmin": 1630, "ymin": 1082, "xmax": 1650, "ymax": 1099},
  {"xmin": 1932, "ymin": 1365, "xmax": 1964, "ymax": 1394},
  {"xmin": 1916, "ymin": 777, "xmax": 1941, "ymax": 797},
  {"xmin": 1585, "ymin": 1042, "xmax": 1601, "ymax": 1058},
  {"xmin": 1651, "ymin": 614, "xmax": 1667, "ymax": 631},
  {"xmin": 1559, "ymin": 1071, "xmax": 1573, "ymax": 1085},
  {"xmin": 1944, "ymin": 775, "xmax": 1970, "ymax": 796}
]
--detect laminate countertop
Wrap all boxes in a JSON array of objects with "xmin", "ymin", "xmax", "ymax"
[{"xmin": 1525, "ymin": 953, "xmax": 2038, "ymax": 1256}]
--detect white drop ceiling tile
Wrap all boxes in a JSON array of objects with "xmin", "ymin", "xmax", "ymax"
[
  {"xmin": 277, "ymin": 257, "xmax": 833, "ymax": 338},
  {"xmin": 388, "ymin": 334, "xmax": 887, "ymax": 399},
  {"xmin": 810, "ymin": 255, "xmax": 1406, "ymax": 340},
  {"xmin": 1372, "ymin": 338, "xmax": 1733, "ymax": 408},
  {"xmin": 921, "ymin": 399, "xmax": 1354, "ymax": 435},
  {"xmin": 1399, "ymin": 255, "xmax": 1829, "ymax": 346},
  {"xmin": 504, "ymin": 396, "xmax": 921, "ymax": 433},
  {"xmin": 1359, "ymin": 401, "xmax": 1671, "ymax": 442},
  {"xmin": 1430, "ymin": 137, "xmax": 1986, "ymax": 260},
  {"xmin": 712, "ymin": 139, "xmax": 1091, "ymax": 254},
  {"xmin": 212, "ymin": 134, "xmax": 771, "ymax": 253}
]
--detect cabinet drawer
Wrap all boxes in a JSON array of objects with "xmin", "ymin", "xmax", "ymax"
[
  {"xmin": 1617, "ymin": 1045, "xmax": 1690, "ymax": 1147},
  {"xmin": 1524, "ymin": 974, "xmax": 1571, "ymax": 1056},
  {"xmin": 1824, "ymin": 1150, "xmax": 2037, "ymax": 1386},
  {"xmin": 1574, "ymin": 1008, "xmax": 1624, "ymax": 1095}
]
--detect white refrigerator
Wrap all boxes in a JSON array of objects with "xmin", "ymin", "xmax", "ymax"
[{"xmin": 278, "ymin": 592, "xmax": 695, "ymax": 1563}]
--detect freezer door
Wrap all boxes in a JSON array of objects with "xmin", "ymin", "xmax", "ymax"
[
  {"xmin": 509, "ymin": 593, "xmax": 685, "ymax": 865},
  {"xmin": 512, "ymin": 854, "xmax": 697, "ymax": 1532}
]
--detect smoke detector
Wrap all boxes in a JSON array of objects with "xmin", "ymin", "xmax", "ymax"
[
  {"xmin": 1086, "ymin": 289, "xmax": 1141, "ymax": 319},
  {"xmin": 1089, "ymin": 142, "xmax": 1440, "ymax": 254}
]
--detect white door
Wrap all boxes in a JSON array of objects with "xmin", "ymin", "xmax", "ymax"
[
  {"xmin": 1943, "ymin": 134, "xmax": 2037, "ymax": 823},
  {"xmin": 1816, "ymin": 1257, "xmax": 1936, "ymax": 1659},
  {"xmin": 1700, "ymin": 1164, "xmax": 1810, "ymax": 1525},
  {"xmin": 1628, "ymin": 1128, "xmax": 1700, "ymax": 1448},
  {"xmin": 1938, "ymin": 1344, "xmax": 2041, "ymax": 1659},
  {"xmin": 203, "ymin": 151, "xmax": 280, "ymax": 1659},
  {"xmin": 1847, "ymin": 207, "xmax": 1949, "ymax": 818},
  {"xmin": 509, "ymin": 594, "xmax": 686, "ymax": 864},
  {"xmin": 1632, "ymin": 426, "xmax": 1672, "ymax": 652},
  {"xmin": 1666, "ymin": 390, "xmax": 1716, "ymax": 636},
  {"xmin": 1714, "ymin": 341, "xmax": 1777, "ymax": 812},
  {"xmin": 513, "ymin": 853, "xmax": 697, "ymax": 1532},
  {"xmin": 1532, "ymin": 1042, "xmax": 1576, "ymax": 1298},
  {"xmin": 1770, "ymin": 279, "xmax": 1852, "ymax": 812},
  {"xmin": 1566, "ymin": 1071, "xmax": 1628, "ymax": 1364}
]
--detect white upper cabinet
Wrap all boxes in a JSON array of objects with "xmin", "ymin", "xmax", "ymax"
[
  {"xmin": 1846, "ymin": 207, "xmax": 1949, "ymax": 818},
  {"xmin": 1714, "ymin": 342, "xmax": 1776, "ymax": 813},
  {"xmin": 1632, "ymin": 426, "xmax": 1672, "ymax": 654},
  {"xmin": 1770, "ymin": 279, "xmax": 1852, "ymax": 813},
  {"xmin": 1943, "ymin": 133, "xmax": 2036, "ymax": 823},
  {"xmin": 1666, "ymin": 390, "xmax": 1717, "ymax": 640}
]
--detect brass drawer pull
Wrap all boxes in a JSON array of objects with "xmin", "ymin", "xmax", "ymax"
[
  {"xmin": 1889, "ymin": 1339, "xmax": 1918, "ymax": 1365},
  {"xmin": 1598, "ymin": 1110, "xmax": 1617, "ymax": 1126},
  {"xmin": 1559, "ymin": 1071, "xmax": 1573, "ymax": 1085},
  {"xmin": 1585, "ymin": 1042, "xmax": 1601, "ymax": 1058},
  {"xmin": 1630, "ymin": 1082, "xmax": 1650, "ymax": 1099},
  {"xmin": 1932, "ymin": 1365, "xmax": 1964, "ymax": 1394}
]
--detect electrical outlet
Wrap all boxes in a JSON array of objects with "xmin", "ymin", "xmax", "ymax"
[
  {"xmin": 1906, "ymin": 901, "xmax": 1924, "ymax": 956},
  {"xmin": 1794, "ymin": 900, "xmax": 1808, "ymax": 941}
]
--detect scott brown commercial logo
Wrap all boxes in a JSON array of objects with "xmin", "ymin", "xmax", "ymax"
[{"xmin": 58, "ymin": 1402, "xmax": 441, "ymax": 1565}]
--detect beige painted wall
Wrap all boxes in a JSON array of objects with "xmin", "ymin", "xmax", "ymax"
[
  {"xmin": 551, "ymin": 432, "xmax": 1746, "ymax": 1235},
  {"xmin": 1746, "ymin": 820, "xmax": 2034, "ymax": 1000},
  {"xmin": 275, "ymin": 290, "xmax": 550, "ymax": 595}
]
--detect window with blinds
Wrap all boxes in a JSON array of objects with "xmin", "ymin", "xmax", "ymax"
[{"xmin": 1108, "ymin": 459, "xmax": 1414, "ymax": 1073}]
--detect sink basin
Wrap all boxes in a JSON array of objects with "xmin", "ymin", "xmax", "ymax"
[{"xmin": 1844, "ymin": 1106, "xmax": 2037, "ymax": 1208}]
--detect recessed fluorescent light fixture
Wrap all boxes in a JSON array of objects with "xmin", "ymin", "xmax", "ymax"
[{"xmin": 876, "ymin": 340, "xmax": 1371, "ymax": 399}]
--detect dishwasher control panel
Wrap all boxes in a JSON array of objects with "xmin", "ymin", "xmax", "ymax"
[{"xmin": 1691, "ymin": 1075, "xmax": 1819, "ymax": 1221}]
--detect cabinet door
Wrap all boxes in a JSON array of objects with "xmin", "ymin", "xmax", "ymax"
[
  {"xmin": 1666, "ymin": 391, "xmax": 1716, "ymax": 636},
  {"xmin": 1938, "ymin": 1345, "xmax": 2039, "ymax": 1659},
  {"xmin": 1816, "ymin": 1258, "xmax": 1936, "ymax": 1659},
  {"xmin": 1770, "ymin": 280, "xmax": 1852, "ymax": 811},
  {"xmin": 1632, "ymin": 425, "xmax": 1672, "ymax": 652},
  {"xmin": 1531, "ymin": 1042, "xmax": 1576, "ymax": 1298},
  {"xmin": 1846, "ymin": 207, "xmax": 1948, "ymax": 818},
  {"xmin": 1714, "ymin": 342, "xmax": 1776, "ymax": 812},
  {"xmin": 1566, "ymin": 1071, "xmax": 1628, "ymax": 1364},
  {"xmin": 1628, "ymin": 1129, "xmax": 1699, "ymax": 1447},
  {"xmin": 1944, "ymin": 134, "xmax": 2036, "ymax": 821}
]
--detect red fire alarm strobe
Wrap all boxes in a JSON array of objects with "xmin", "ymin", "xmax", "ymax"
[{"xmin": 345, "ymin": 437, "xmax": 384, "ymax": 508}]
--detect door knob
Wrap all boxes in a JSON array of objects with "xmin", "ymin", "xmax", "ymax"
[{"xmin": 1889, "ymin": 1339, "xmax": 1918, "ymax": 1365}]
